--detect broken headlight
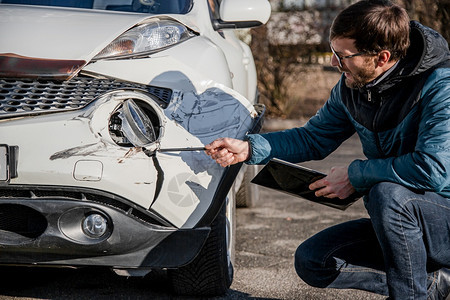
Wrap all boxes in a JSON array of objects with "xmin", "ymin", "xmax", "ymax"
[{"xmin": 109, "ymin": 98, "xmax": 160, "ymax": 147}]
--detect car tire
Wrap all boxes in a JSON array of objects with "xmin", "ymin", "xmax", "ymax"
[
  {"xmin": 168, "ymin": 200, "xmax": 234, "ymax": 296},
  {"xmin": 236, "ymin": 165, "xmax": 259, "ymax": 208}
]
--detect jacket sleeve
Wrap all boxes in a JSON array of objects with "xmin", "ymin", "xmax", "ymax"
[
  {"xmin": 348, "ymin": 68, "xmax": 450, "ymax": 195},
  {"xmin": 246, "ymin": 81, "xmax": 356, "ymax": 165}
]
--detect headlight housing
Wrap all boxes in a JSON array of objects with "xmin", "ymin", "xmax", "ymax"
[
  {"xmin": 106, "ymin": 94, "xmax": 164, "ymax": 148},
  {"xmin": 93, "ymin": 18, "xmax": 196, "ymax": 60},
  {"xmin": 118, "ymin": 99, "xmax": 157, "ymax": 147}
]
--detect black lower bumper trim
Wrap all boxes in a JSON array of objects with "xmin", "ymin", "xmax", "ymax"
[{"xmin": 0, "ymin": 198, "xmax": 210, "ymax": 269}]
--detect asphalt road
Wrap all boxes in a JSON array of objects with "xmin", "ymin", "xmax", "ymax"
[{"xmin": 0, "ymin": 133, "xmax": 394, "ymax": 300}]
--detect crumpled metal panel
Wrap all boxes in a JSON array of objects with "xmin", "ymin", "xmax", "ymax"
[{"xmin": 151, "ymin": 84, "xmax": 256, "ymax": 227}]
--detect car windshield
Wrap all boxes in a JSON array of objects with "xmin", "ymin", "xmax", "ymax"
[{"xmin": 0, "ymin": 0, "xmax": 193, "ymax": 14}]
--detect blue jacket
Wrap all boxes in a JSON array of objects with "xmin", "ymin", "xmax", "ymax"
[{"xmin": 246, "ymin": 21, "xmax": 450, "ymax": 197}]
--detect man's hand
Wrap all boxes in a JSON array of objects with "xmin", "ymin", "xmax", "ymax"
[
  {"xmin": 309, "ymin": 166, "xmax": 355, "ymax": 199},
  {"xmin": 205, "ymin": 137, "xmax": 250, "ymax": 167}
]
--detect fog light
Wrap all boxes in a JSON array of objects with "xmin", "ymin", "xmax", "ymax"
[{"xmin": 82, "ymin": 213, "xmax": 108, "ymax": 238}]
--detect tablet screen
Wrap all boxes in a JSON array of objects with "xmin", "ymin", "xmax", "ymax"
[{"xmin": 251, "ymin": 158, "xmax": 360, "ymax": 210}]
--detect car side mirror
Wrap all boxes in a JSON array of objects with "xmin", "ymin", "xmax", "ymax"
[{"xmin": 213, "ymin": 0, "xmax": 271, "ymax": 30}]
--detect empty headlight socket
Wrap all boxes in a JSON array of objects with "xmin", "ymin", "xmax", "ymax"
[{"xmin": 109, "ymin": 98, "xmax": 162, "ymax": 148}]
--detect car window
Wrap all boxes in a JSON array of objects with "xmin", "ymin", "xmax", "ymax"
[
  {"xmin": 0, "ymin": 0, "xmax": 193, "ymax": 14},
  {"xmin": 207, "ymin": 0, "xmax": 219, "ymax": 18}
]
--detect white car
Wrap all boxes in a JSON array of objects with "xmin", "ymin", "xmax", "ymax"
[{"xmin": 0, "ymin": 0, "xmax": 270, "ymax": 296}]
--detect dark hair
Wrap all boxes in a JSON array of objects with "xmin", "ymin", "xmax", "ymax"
[{"xmin": 330, "ymin": 0, "xmax": 410, "ymax": 61}]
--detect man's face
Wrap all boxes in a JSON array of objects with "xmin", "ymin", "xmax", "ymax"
[{"xmin": 330, "ymin": 38, "xmax": 378, "ymax": 89}]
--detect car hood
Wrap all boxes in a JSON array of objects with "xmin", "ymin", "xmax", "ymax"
[{"xmin": 0, "ymin": 4, "xmax": 186, "ymax": 61}]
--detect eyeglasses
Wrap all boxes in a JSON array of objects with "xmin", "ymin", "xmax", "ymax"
[{"xmin": 330, "ymin": 44, "xmax": 365, "ymax": 68}]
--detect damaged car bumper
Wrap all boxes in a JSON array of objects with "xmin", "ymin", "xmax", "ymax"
[{"xmin": 0, "ymin": 75, "xmax": 264, "ymax": 268}]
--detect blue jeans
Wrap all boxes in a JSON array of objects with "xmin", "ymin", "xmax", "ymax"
[{"xmin": 295, "ymin": 182, "xmax": 450, "ymax": 299}]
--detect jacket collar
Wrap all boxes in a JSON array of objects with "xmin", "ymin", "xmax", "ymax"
[{"xmin": 361, "ymin": 21, "xmax": 450, "ymax": 94}]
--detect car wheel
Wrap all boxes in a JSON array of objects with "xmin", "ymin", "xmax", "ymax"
[
  {"xmin": 236, "ymin": 165, "xmax": 260, "ymax": 208},
  {"xmin": 168, "ymin": 198, "xmax": 235, "ymax": 296}
]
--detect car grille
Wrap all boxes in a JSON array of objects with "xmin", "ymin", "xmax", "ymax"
[
  {"xmin": 0, "ymin": 204, "xmax": 47, "ymax": 239},
  {"xmin": 0, "ymin": 187, "xmax": 172, "ymax": 228},
  {"xmin": 0, "ymin": 77, "xmax": 173, "ymax": 119}
]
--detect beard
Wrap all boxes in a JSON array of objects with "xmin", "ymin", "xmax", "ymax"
[{"xmin": 340, "ymin": 58, "xmax": 377, "ymax": 89}]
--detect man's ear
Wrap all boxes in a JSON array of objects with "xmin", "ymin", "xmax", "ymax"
[{"xmin": 376, "ymin": 50, "xmax": 391, "ymax": 67}]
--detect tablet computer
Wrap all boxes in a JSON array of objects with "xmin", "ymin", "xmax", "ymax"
[{"xmin": 251, "ymin": 158, "xmax": 360, "ymax": 210}]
